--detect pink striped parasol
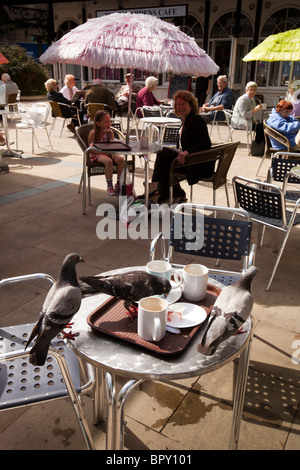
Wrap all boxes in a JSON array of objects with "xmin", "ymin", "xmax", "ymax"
[
  {"xmin": 40, "ymin": 12, "xmax": 219, "ymax": 139},
  {"xmin": 40, "ymin": 12, "xmax": 218, "ymax": 76}
]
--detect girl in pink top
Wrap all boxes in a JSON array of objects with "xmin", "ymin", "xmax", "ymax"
[{"xmin": 88, "ymin": 110, "xmax": 124, "ymax": 195}]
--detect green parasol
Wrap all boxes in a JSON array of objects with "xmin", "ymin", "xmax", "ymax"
[{"xmin": 243, "ymin": 28, "xmax": 300, "ymax": 62}]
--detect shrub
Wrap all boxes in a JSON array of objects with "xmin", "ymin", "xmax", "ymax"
[{"xmin": 0, "ymin": 42, "xmax": 49, "ymax": 96}]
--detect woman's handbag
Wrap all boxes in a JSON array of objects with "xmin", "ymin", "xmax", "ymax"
[{"xmin": 251, "ymin": 140, "xmax": 265, "ymax": 156}]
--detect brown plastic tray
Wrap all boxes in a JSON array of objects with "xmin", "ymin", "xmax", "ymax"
[{"xmin": 87, "ymin": 284, "xmax": 221, "ymax": 355}]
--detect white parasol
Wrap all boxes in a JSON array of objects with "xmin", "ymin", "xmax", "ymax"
[{"xmin": 40, "ymin": 12, "xmax": 219, "ymax": 139}]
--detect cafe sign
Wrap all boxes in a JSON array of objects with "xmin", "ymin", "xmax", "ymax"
[{"xmin": 97, "ymin": 5, "xmax": 187, "ymax": 19}]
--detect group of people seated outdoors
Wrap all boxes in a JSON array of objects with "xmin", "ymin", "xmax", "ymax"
[{"xmin": 42, "ymin": 71, "xmax": 300, "ymax": 204}]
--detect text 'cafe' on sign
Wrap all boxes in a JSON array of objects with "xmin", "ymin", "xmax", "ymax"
[{"xmin": 97, "ymin": 5, "xmax": 187, "ymax": 19}]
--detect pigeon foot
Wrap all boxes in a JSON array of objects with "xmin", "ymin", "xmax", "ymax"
[
  {"xmin": 61, "ymin": 330, "xmax": 80, "ymax": 340},
  {"xmin": 126, "ymin": 305, "xmax": 138, "ymax": 321}
]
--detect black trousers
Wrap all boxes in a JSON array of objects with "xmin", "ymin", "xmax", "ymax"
[
  {"xmin": 152, "ymin": 147, "xmax": 186, "ymax": 201},
  {"xmin": 152, "ymin": 147, "xmax": 215, "ymax": 201}
]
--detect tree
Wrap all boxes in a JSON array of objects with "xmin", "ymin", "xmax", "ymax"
[{"xmin": 0, "ymin": 42, "xmax": 49, "ymax": 96}]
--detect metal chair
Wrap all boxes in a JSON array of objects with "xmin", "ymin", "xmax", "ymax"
[
  {"xmin": 267, "ymin": 152, "xmax": 300, "ymax": 205},
  {"xmin": 150, "ymin": 203, "xmax": 256, "ymax": 286},
  {"xmin": 48, "ymin": 101, "xmax": 81, "ymax": 137},
  {"xmin": 169, "ymin": 141, "xmax": 240, "ymax": 206},
  {"xmin": 209, "ymin": 109, "xmax": 233, "ymax": 143},
  {"xmin": 0, "ymin": 273, "xmax": 95, "ymax": 450},
  {"xmin": 256, "ymin": 119, "xmax": 293, "ymax": 175},
  {"xmin": 87, "ymin": 102, "xmax": 112, "ymax": 121},
  {"xmin": 76, "ymin": 124, "xmax": 135, "ymax": 214},
  {"xmin": 228, "ymin": 109, "xmax": 254, "ymax": 155},
  {"xmin": 15, "ymin": 102, "xmax": 52, "ymax": 154},
  {"xmin": 233, "ymin": 175, "xmax": 300, "ymax": 291}
]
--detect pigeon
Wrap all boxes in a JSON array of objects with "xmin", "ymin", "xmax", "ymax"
[
  {"xmin": 197, "ymin": 266, "xmax": 258, "ymax": 356},
  {"xmin": 25, "ymin": 253, "xmax": 84, "ymax": 366},
  {"xmin": 80, "ymin": 270, "xmax": 172, "ymax": 316}
]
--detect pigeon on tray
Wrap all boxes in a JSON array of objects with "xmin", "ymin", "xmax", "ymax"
[{"xmin": 80, "ymin": 270, "xmax": 171, "ymax": 318}]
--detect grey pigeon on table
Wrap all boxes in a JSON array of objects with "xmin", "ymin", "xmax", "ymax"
[
  {"xmin": 80, "ymin": 270, "xmax": 171, "ymax": 316},
  {"xmin": 25, "ymin": 253, "xmax": 84, "ymax": 366},
  {"xmin": 197, "ymin": 266, "xmax": 258, "ymax": 356}
]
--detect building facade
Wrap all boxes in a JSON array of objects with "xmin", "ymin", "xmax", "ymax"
[{"xmin": 1, "ymin": 1, "xmax": 300, "ymax": 105}]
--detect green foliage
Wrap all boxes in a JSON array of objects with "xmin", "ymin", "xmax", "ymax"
[{"xmin": 0, "ymin": 43, "xmax": 49, "ymax": 96}]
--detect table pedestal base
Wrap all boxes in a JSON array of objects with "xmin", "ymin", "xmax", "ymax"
[{"xmin": 92, "ymin": 331, "xmax": 252, "ymax": 451}]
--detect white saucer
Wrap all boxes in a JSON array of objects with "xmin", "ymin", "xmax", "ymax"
[
  {"xmin": 154, "ymin": 286, "xmax": 182, "ymax": 305},
  {"xmin": 167, "ymin": 302, "xmax": 206, "ymax": 328}
]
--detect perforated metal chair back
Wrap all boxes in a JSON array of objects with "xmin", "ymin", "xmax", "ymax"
[
  {"xmin": 268, "ymin": 153, "xmax": 300, "ymax": 203},
  {"xmin": 150, "ymin": 204, "xmax": 256, "ymax": 286},
  {"xmin": 161, "ymin": 125, "xmax": 180, "ymax": 145},
  {"xmin": 233, "ymin": 175, "xmax": 300, "ymax": 290},
  {"xmin": 270, "ymin": 156, "xmax": 300, "ymax": 184},
  {"xmin": 142, "ymin": 106, "xmax": 162, "ymax": 117},
  {"xmin": 233, "ymin": 178, "xmax": 285, "ymax": 223}
]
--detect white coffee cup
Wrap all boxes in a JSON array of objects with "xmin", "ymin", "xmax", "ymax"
[
  {"xmin": 182, "ymin": 264, "xmax": 208, "ymax": 301},
  {"xmin": 146, "ymin": 260, "xmax": 183, "ymax": 289},
  {"xmin": 138, "ymin": 296, "xmax": 168, "ymax": 342}
]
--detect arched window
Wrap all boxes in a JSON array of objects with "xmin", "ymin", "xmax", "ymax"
[
  {"xmin": 55, "ymin": 20, "xmax": 78, "ymax": 40},
  {"xmin": 172, "ymin": 14, "xmax": 203, "ymax": 42},
  {"xmin": 211, "ymin": 12, "xmax": 253, "ymax": 38},
  {"xmin": 256, "ymin": 7, "xmax": 300, "ymax": 88}
]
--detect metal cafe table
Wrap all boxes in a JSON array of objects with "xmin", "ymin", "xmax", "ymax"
[{"xmin": 68, "ymin": 267, "xmax": 253, "ymax": 450}]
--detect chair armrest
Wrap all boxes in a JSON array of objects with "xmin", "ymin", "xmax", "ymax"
[{"xmin": 149, "ymin": 232, "xmax": 169, "ymax": 262}]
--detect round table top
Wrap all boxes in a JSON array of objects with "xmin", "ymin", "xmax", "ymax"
[
  {"xmin": 69, "ymin": 267, "xmax": 252, "ymax": 381},
  {"xmin": 91, "ymin": 141, "xmax": 161, "ymax": 156},
  {"xmin": 140, "ymin": 117, "xmax": 181, "ymax": 125}
]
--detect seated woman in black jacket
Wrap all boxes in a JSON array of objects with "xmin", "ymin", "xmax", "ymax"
[
  {"xmin": 148, "ymin": 90, "xmax": 213, "ymax": 204},
  {"xmin": 45, "ymin": 78, "xmax": 82, "ymax": 133}
]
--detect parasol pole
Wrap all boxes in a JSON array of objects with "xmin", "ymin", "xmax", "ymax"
[{"xmin": 126, "ymin": 68, "xmax": 133, "ymax": 145}]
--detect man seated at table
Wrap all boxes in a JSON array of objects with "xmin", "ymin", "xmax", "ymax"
[
  {"xmin": 199, "ymin": 75, "xmax": 234, "ymax": 123},
  {"xmin": 45, "ymin": 78, "xmax": 84, "ymax": 134},
  {"xmin": 84, "ymin": 78, "xmax": 116, "ymax": 113}
]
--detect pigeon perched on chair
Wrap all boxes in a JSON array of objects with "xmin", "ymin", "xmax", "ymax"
[
  {"xmin": 80, "ymin": 270, "xmax": 172, "ymax": 316},
  {"xmin": 25, "ymin": 253, "xmax": 84, "ymax": 366},
  {"xmin": 197, "ymin": 266, "xmax": 258, "ymax": 356}
]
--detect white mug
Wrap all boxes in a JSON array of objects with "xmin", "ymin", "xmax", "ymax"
[
  {"xmin": 261, "ymin": 103, "xmax": 267, "ymax": 110},
  {"xmin": 138, "ymin": 296, "xmax": 168, "ymax": 342},
  {"xmin": 182, "ymin": 264, "xmax": 208, "ymax": 301},
  {"xmin": 146, "ymin": 260, "xmax": 183, "ymax": 289}
]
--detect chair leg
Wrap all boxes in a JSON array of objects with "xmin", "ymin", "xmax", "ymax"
[
  {"xmin": 266, "ymin": 228, "xmax": 291, "ymax": 291},
  {"xmin": 45, "ymin": 128, "xmax": 52, "ymax": 148},
  {"xmin": 78, "ymin": 172, "xmax": 83, "ymax": 194},
  {"xmin": 256, "ymin": 154, "xmax": 267, "ymax": 176},
  {"xmin": 225, "ymin": 183, "xmax": 230, "ymax": 206}
]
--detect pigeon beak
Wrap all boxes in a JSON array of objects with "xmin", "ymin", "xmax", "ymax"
[{"xmin": 79, "ymin": 257, "xmax": 85, "ymax": 263}]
